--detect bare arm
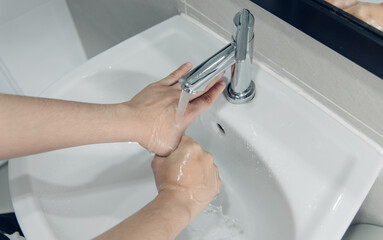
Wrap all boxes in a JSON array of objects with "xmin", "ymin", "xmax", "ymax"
[
  {"xmin": 94, "ymin": 136, "xmax": 221, "ymax": 240},
  {"xmin": 0, "ymin": 63, "xmax": 226, "ymax": 160},
  {"xmin": 1, "ymin": 64, "xmax": 225, "ymax": 240},
  {"xmin": 0, "ymin": 94, "xmax": 129, "ymax": 159},
  {"xmin": 94, "ymin": 190, "xmax": 192, "ymax": 240}
]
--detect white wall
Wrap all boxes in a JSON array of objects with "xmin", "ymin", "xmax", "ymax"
[
  {"xmin": 0, "ymin": 0, "xmax": 86, "ymax": 96},
  {"xmin": 66, "ymin": 0, "xmax": 182, "ymax": 58}
]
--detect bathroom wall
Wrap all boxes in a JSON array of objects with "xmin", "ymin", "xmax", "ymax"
[
  {"xmin": 0, "ymin": 58, "xmax": 22, "ymax": 95},
  {"xmin": 65, "ymin": 0, "xmax": 182, "ymax": 58},
  {"xmin": 0, "ymin": 0, "xmax": 86, "ymax": 96},
  {"xmin": 178, "ymin": 0, "xmax": 383, "ymax": 228}
]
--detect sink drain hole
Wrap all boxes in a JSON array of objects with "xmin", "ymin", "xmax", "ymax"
[{"xmin": 216, "ymin": 123, "xmax": 226, "ymax": 135}]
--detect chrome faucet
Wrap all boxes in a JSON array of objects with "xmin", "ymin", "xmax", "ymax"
[{"xmin": 179, "ymin": 9, "xmax": 255, "ymax": 104}]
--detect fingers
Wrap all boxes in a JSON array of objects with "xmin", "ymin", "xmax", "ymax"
[
  {"xmin": 186, "ymin": 80, "xmax": 226, "ymax": 121},
  {"xmin": 158, "ymin": 62, "xmax": 192, "ymax": 86},
  {"xmin": 190, "ymin": 72, "xmax": 225, "ymax": 100}
]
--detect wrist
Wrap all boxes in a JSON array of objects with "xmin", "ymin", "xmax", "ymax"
[
  {"xmin": 156, "ymin": 189, "xmax": 202, "ymax": 222},
  {"xmin": 110, "ymin": 102, "xmax": 142, "ymax": 143}
]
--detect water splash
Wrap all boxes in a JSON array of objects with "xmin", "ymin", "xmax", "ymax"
[
  {"xmin": 177, "ymin": 152, "xmax": 190, "ymax": 182},
  {"xmin": 177, "ymin": 196, "xmax": 244, "ymax": 239},
  {"xmin": 176, "ymin": 90, "xmax": 192, "ymax": 121}
]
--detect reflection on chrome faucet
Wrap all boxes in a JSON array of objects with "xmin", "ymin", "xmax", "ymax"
[{"xmin": 179, "ymin": 9, "xmax": 256, "ymax": 104}]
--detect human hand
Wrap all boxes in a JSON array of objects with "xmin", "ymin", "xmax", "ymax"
[
  {"xmin": 120, "ymin": 63, "xmax": 226, "ymax": 156},
  {"xmin": 344, "ymin": 2, "xmax": 383, "ymax": 31},
  {"xmin": 151, "ymin": 136, "xmax": 221, "ymax": 219},
  {"xmin": 325, "ymin": 0, "xmax": 357, "ymax": 9},
  {"xmin": 93, "ymin": 136, "xmax": 221, "ymax": 240}
]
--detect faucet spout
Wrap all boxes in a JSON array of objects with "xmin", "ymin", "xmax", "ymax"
[
  {"xmin": 180, "ymin": 9, "xmax": 255, "ymax": 104},
  {"xmin": 179, "ymin": 43, "xmax": 235, "ymax": 94}
]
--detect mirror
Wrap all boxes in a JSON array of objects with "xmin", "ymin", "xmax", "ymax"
[
  {"xmin": 250, "ymin": 0, "xmax": 383, "ymax": 80},
  {"xmin": 325, "ymin": 0, "xmax": 382, "ymax": 31}
]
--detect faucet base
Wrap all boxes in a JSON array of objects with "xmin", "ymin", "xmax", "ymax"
[{"xmin": 225, "ymin": 81, "xmax": 255, "ymax": 104}]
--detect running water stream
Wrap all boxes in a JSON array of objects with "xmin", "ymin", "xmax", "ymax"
[
  {"xmin": 177, "ymin": 196, "xmax": 244, "ymax": 239},
  {"xmin": 176, "ymin": 90, "xmax": 192, "ymax": 120},
  {"xmin": 175, "ymin": 90, "xmax": 244, "ymax": 239}
]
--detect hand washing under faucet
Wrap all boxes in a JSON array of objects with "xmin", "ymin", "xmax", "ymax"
[{"xmin": 179, "ymin": 9, "xmax": 256, "ymax": 104}]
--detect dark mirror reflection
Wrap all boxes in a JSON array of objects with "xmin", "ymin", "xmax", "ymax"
[{"xmin": 325, "ymin": 0, "xmax": 383, "ymax": 31}]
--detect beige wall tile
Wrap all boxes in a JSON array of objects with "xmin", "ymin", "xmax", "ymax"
[{"xmin": 184, "ymin": 4, "xmax": 231, "ymax": 40}]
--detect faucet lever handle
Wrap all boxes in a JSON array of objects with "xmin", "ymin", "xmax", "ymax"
[{"xmin": 233, "ymin": 9, "xmax": 254, "ymax": 61}]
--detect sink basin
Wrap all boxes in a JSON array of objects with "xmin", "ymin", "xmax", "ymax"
[{"xmin": 9, "ymin": 15, "xmax": 383, "ymax": 240}]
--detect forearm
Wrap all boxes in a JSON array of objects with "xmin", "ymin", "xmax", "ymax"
[
  {"xmin": 94, "ymin": 190, "xmax": 192, "ymax": 240},
  {"xmin": 95, "ymin": 136, "xmax": 221, "ymax": 240},
  {"xmin": 0, "ymin": 94, "xmax": 136, "ymax": 160}
]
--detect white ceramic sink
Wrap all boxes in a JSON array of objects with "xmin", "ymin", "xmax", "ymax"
[{"xmin": 9, "ymin": 15, "xmax": 383, "ymax": 240}]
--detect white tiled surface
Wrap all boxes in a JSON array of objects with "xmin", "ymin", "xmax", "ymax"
[
  {"xmin": 0, "ymin": 0, "xmax": 86, "ymax": 96},
  {"xmin": 0, "ymin": 0, "xmax": 48, "ymax": 25}
]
